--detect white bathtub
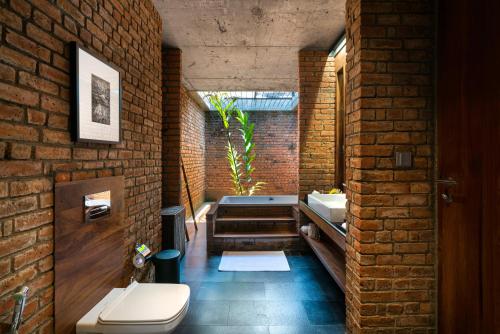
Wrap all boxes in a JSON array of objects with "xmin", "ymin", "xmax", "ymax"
[{"xmin": 219, "ymin": 195, "xmax": 298, "ymax": 206}]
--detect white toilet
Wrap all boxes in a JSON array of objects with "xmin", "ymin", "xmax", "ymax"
[{"xmin": 76, "ymin": 281, "xmax": 190, "ymax": 334}]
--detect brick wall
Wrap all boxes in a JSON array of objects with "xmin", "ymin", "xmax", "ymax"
[
  {"xmin": 162, "ymin": 48, "xmax": 181, "ymax": 207},
  {"xmin": 162, "ymin": 48, "xmax": 206, "ymax": 216},
  {"xmin": 205, "ymin": 109, "xmax": 299, "ymax": 200},
  {"xmin": 0, "ymin": 0, "xmax": 162, "ymax": 332},
  {"xmin": 180, "ymin": 87, "xmax": 206, "ymax": 217},
  {"xmin": 298, "ymin": 50, "xmax": 336, "ymax": 198},
  {"xmin": 344, "ymin": 0, "xmax": 435, "ymax": 332}
]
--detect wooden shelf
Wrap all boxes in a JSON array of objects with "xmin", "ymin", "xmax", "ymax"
[
  {"xmin": 301, "ymin": 231, "xmax": 346, "ymax": 292},
  {"xmin": 214, "ymin": 231, "xmax": 299, "ymax": 238},
  {"xmin": 216, "ymin": 216, "xmax": 295, "ymax": 222},
  {"xmin": 299, "ymin": 201, "xmax": 347, "ymax": 292},
  {"xmin": 299, "ymin": 201, "xmax": 346, "ymax": 251}
]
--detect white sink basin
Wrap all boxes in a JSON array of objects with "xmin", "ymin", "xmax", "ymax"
[{"xmin": 307, "ymin": 193, "xmax": 347, "ymax": 223}]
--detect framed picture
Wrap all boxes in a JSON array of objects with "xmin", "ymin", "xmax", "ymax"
[{"xmin": 71, "ymin": 42, "xmax": 121, "ymax": 144}]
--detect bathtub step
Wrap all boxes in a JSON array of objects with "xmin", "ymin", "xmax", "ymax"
[
  {"xmin": 213, "ymin": 231, "xmax": 299, "ymax": 238},
  {"xmin": 216, "ymin": 216, "xmax": 295, "ymax": 222}
]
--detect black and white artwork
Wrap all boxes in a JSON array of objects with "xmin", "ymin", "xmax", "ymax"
[
  {"xmin": 91, "ymin": 74, "xmax": 110, "ymax": 125},
  {"xmin": 72, "ymin": 42, "xmax": 121, "ymax": 143}
]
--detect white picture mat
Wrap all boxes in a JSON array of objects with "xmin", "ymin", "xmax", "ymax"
[
  {"xmin": 78, "ymin": 47, "xmax": 120, "ymax": 142},
  {"xmin": 219, "ymin": 251, "xmax": 291, "ymax": 271}
]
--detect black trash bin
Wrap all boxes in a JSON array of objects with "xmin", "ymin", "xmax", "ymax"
[
  {"xmin": 161, "ymin": 206, "xmax": 186, "ymax": 258},
  {"xmin": 152, "ymin": 249, "xmax": 181, "ymax": 283}
]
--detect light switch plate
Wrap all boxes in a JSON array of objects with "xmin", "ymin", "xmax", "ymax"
[{"xmin": 395, "ymin": 151, "xmax": 412, "ymax": 168}]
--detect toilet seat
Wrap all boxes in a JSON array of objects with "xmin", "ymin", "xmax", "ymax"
[{"xmin": 76, "ymin": 282, "xmax": 190, "ymax": 334}]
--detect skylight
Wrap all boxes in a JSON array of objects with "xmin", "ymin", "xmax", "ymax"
[{"xmin": 197, "ymin": 91, "xmax": 299, "ymax": 112}]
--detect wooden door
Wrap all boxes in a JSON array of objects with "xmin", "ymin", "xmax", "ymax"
[{"xmin": 437, "ymin": 0, "xmax": 500, "ymax": 333}]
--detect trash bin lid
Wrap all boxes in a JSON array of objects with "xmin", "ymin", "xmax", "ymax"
[
  {"xmin": 154, "ymin": 249, "xmax": 181, "ymax": 261},
  {"xmin": 161, "ymin": 206, "xmax": 185, "ymax": 216}
]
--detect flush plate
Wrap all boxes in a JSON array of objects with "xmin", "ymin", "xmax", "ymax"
[{"xmin": 84, "ymin": 190, "xmax": 111, "ymax": 223}]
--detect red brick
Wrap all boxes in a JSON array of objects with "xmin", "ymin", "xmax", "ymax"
[
  {"xmin": 47, "ymin": 114, "xmax": 68, "ymax": 130},
  {"xmin": 73, "ymin": 148, "xmax": 98, "ymax": 160},
  {"xmin": 39, "ymin": 192, "xmax": 53, "ymax": 208},
  {"xmin": 10, "ymin": 178, "xmax": 52, "ymax": 196},
  {"xmin": 40, "ymin": 94, "xmax": 69, "ymax": 114},
  {"xmin": 31, "ymin": 0, "xmax": 62, "ymax": 23},
  {"xmin": 5, "ymin": 30, "xmax": 51, "ymax": 62},
  {"xmin": 0, "ymin": 122, "xmax": 39, "ymax": 141},
  {"xmin": 42, "ymin": 128, "xmax": 70, "ymax": 144},
  {"xmin": 33, "ymin": 9, "xmax": 52, "ymax": 30},
  {"xmin": 14, "ymin": 209, "xmax": 53, "ymax": 232},
  {"xmin": 0, "ymin": 82, "xmax": 39, "ymax": 107},
  {"xmin": 0, "ymin": 161, "xmax": 42, "ymax": 177},
  {"xmin": 0, "ymin": 45, "xmax": 37, "ymax": 72},
  {"xmin": 39, "ymin": 63, "xmax": 69, "ymax": 86},
  {"xmin": 0, "ymin": 7, "xmax": 23, "ymax": 31},
  {"xmin": 19, "ymin": 71, "xmax": 59, "ymax": 95},
  {"xmin": 8, "ymin": 143, "xmax": 32, "ymax": 159},
  {"xmin": 0, "ymin": 231, "xmax": 37, "ymax": 257},
  {"xmin": 10, "ymin": 0, "xmax": 31, "ymax": 18},
  {"xmin": 26, "ymin": 23, "xmax": 64, "ymax": 54},
  {"xmin": 0, "ymin": 102, "xmax": 24, "ymax": 122},
  {"xmin": 13, "ymin": 241, "xmax": 52, "ymax": 270},
  {"xmin": 0, "ymin": 182, "xmax": 8, "ymax": 198},
  {"xmin": 27, "ymin": 109, "xmax": 47, "ymax": 125},
  {"xmin": 0, "ymin": 63, "xmax": 16, "ymax": 82},
  {"xmin": 13, "ymin": 195, "xmax": 38, "ymax": 214},
  {"xmin": 0, "ymin": 266, "xmax": 37, "ymax": 295},
  {"xmin": 71, "ymin": 170, "xmax": 96, "ymax": 180}
]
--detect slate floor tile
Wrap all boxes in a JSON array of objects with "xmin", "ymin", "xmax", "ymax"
[
  {"xmin": 196, "ymin": 282, "xmax": 266, "ymax": 301},
  {"xmin": 184, "ymin": 301, "xmax": 230, "ymax": 326},
  {"xmin": 302, "ymin": 301, "xmax": 345, "ymax": 325},
  {"xmin": 182, "ymin": 267, "xmax": 234, "ymax": 282},
  {"xmin": 269, "ymin": 325, "xmax": 346, "ymax": 334},
  {"xmin": 228, "ymin": 301, "xmax": 310, "ymax": 326},
  {"xmin": 265, "ymin": 281, "xmax": 333, "ymax": 301},
  {"xmin": 232, "ymin": 271, "xmax": 295, "ymax": 283},
  {"xmin": 174, "ymin": 325, "xmax": 270, "ymax": 334}
]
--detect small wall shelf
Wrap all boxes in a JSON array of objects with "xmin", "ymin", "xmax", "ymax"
[{"xmin": 299, "ymin": 201, "xmax": 346, "ymax": 292}]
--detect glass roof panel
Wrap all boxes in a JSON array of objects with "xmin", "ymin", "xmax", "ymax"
[{"xmin": 197, "ymin": 91, "xmax": 299, "ymax": 111}]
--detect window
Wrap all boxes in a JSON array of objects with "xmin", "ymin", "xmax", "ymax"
[{"xmin": 197, "ymin": 91, "xmax": 299, "ymax": 112}]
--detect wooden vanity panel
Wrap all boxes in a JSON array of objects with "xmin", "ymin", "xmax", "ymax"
[{"xmin": 54, "ymin": 176, "xmax": 125, "ymax": 334}]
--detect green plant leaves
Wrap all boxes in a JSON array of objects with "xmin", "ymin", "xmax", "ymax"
[{"xmin": 207, "ymin": 92, "xmax": 264, "ymax": 196}]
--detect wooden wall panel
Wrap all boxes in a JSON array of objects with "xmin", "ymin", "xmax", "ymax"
[{"xmin": 54, "ymin": 176, "xmax": 125, "ymax": 334}]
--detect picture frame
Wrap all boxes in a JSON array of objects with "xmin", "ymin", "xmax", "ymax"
[{"xmin": 70, "ymin": 42, "xmax": 121, "ymax": 144}]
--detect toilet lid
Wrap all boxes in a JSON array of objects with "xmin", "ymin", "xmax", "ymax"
[{"xmin": 98, "ymin": 282, "xmax": 190, "ymax": 325}]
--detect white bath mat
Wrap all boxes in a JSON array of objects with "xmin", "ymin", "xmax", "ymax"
[{"xmin": 218, "ymin": 251, "xmax": 290, "ymax": 271}]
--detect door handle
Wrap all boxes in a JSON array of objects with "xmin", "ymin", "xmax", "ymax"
[
  {"xmin": 436, "ymin": 178, "xmax": 457, "ymax": 204},
  {"xmin": 441, "ymin": 193, "xmax": 453, "ymax": 204}
]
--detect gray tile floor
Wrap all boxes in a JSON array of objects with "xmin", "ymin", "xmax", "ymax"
[{"xmin": 173, "ymin": 223, "xmax": 346, "ymax": 334}]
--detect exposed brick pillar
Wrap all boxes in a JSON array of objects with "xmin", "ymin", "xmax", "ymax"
[
  {"xmin": 162, "ymin": 48, "xmax": 182, "ymax": 207},
  {"xmin": 344, "ymin": 0, "xmax": 435, "ymax": 332},
  {"xmin": 179, "ymin": 86, "xmax": 206, "ymax": 217},
  {"xmin": 298, "ymin": 50, "xmax": 336, "ymax": 199}
]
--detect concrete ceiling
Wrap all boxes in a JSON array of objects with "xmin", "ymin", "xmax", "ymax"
[{"xmin": 153, "ymin": 0, "xmax": 346, "ymax": 91}]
